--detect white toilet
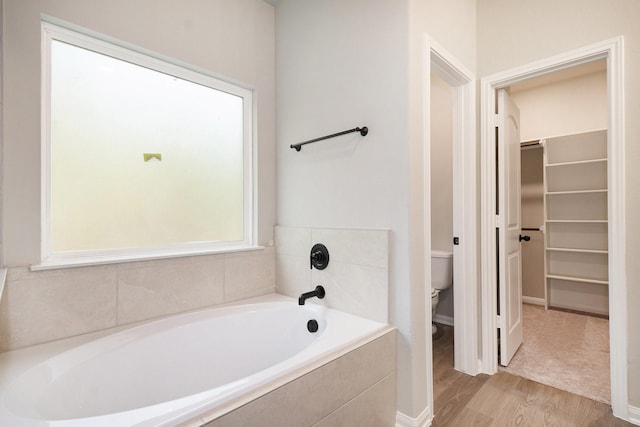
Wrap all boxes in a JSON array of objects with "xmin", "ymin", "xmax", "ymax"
[{"xmin": 431, "ymin": 250, "xmax": 453, "ymax": 335}]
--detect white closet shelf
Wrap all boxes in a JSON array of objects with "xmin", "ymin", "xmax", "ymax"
[
  {"xmin": 540, "ymin": 130, "xmax": 609, "ymax": 315},
  {"xmin": 546, "ymin": 157, "xmax": 607, "ymax": 167},
  {"xmin": 546, "ymin": 247, "xmax": 608, "ymax": 254},
  {"xmin": 546, "ymin": 189, "xmax": 607, "ymax": 195},
  {"xmin": 546, "ymin": 274, "xmax": 608, "ymax": 286}
]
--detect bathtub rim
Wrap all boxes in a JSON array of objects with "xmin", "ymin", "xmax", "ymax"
[
  {"xmin": 0, "ymin": 293, "xmax": 394, "ymax": 426},
  {"xmin": 0, "ymin": 293, "xmax": 320, "ymax": 362},
  {"xmin": 179, "ymin": 326, "xmax": 396, "ymax": 426}
]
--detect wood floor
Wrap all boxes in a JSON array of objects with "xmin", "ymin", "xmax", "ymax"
[{"xmin": 431, "ymin": 324, "xmax": 634, "ymax": 427}]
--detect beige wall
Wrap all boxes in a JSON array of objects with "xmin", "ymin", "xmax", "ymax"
[
  {"xmin": 520, "ymin": 147, "xmax": 544, "ymax": 300},
  {"xmin": 511, "ymin": 71, "xmax": 607, "ymax": 141},
  {"xmin": 430, "ymin": 74, "xmax": 454, "ymax": 319},
  {"xmin": 2, "ymin": 0, "xmax": 276, "ymax": 266},
  {"xmin": 430, "ymin": 74, "xmax": 454, "ymax": 253},
  {"xmin": 478, "ymin": 0, "xmax": 640, "ymax": 405},
  {"xmin": 520, "ymin": 148, "xmax": 544, "ymax": 229}
]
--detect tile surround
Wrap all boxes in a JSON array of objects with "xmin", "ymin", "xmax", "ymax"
[
  {"xmin": 276, "ymin": 253, "xmax": 312, "ymax": 298},
  {"xmin": 0, "ymin": 247, "xmax": 276, "ymax": 351},
  {"xmin": 224, "ymin": 250, "xmax": 275, "ymax": 302},
  {"xmin": 0, "ymin": 226, "xmax": 390, "ymax": 350},
  {"xmin": 205, "ymin": 360, "xmax": 343, "ymax": 427},
  {"xmin": 311, "ymin": 228, "xmax": 388, "ymax": 269},
  {"xmin": 340, "ymin": 327, "xmax": 396, "ymax": 403},
  {"xmin": 202, "ymin": 330, "xmax": 397, "ymax": 427},
  {"xmin": 0, "ymin": 265, "xmax": 118, "ymax": 351},
  {"xmin": 116, "ymin": 256, "xmax": 226, "ymax": 325},
  {"xmin": 335, "ymin": 373, "xmax": 397, "ymax": 427},
  {"xmin": 320, "ymin": 261, "xmax": 388, "ymax": 324},
  {"xmin": 275, "ymin": 226, "xmax": 389, "ymax": 323}
]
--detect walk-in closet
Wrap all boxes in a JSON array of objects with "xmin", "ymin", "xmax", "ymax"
[
  {"xmin": 499, "ymin": 60, "xmax": 612, "ymax": 404},
  {"xmin": 522, "ymin": 129, "xmax": 609, "ymax": 315}
]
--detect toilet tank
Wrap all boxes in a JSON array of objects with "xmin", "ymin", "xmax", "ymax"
[{"xmin": 431, "ymin": 250, "xmax": 453, "ymax": 291}]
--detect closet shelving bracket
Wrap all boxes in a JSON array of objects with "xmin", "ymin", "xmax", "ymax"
[{"xmin": 290, "ymin": 126, "xmax": 368, "ymax": 152}]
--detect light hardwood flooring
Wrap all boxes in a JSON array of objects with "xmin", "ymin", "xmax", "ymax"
[{"xmin": 431, "ymin": 324, "xmax": 633, "ymax": 427}]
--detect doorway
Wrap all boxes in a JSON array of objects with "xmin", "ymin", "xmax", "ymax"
[
  {"xmin": 499, "ymin": 61, "xmax": 611, "ymax": 403},
  {"xmin": 430, "ymin": 71, "xmax": 454, "ymax": 331},
  {"xmin": 479, "ymin": 37, "xmax": 628, "ymax": 419},
  {"xmin": 427, "ymin": 40, "xmax": 477, "ymax": 370},
  {"xmin": 424, "ymin": 37, "xmax": 477, "ymax": 421}
]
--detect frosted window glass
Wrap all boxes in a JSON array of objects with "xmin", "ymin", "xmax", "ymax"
[{"xmin": 50, "ymin": 40, "xmax": 245, "ymax": 252}]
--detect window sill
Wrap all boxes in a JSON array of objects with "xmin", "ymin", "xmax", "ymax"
[{"xmin": 31, "ymin": 244, "xmax": 266, "ymax": 271}]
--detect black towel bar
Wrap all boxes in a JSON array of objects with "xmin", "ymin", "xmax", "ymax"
[{"xmin": 290, "ymin": 126, "xmax": 368, "ymax": 152}]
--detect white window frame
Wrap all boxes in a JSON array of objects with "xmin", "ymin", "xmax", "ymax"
[{"xmin": 36, "ymin": 20, "xmax": 258, "ymax": 270}]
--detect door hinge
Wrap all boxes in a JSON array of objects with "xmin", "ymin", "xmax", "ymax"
[
  {"xmin": 497, "ymin": 314, "xmax": 504, "ymax": 328},
  {"xmin": 494, "ymin": 113, "xmax": 500, "ymax": 127},
  {"xmin": 495, "ymin": 215, "xmax": 502, "ymax": 228}
]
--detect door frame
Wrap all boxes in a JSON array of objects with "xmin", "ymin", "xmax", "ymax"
[
  {"xmin": 424, "ymin": 35, "xmax": 478, "ymax": 384},
  {"xmin": 479, "ymin": 37, "xmax": 628, "ymax": 418}
]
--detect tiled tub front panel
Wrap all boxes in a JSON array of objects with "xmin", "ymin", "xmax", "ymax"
[{"xmin": 194, "ymin": 329, "xmax": 397, "ymax": 427}]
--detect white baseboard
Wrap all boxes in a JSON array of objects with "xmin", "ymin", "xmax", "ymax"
[
  {"xmin": 396, "ymin": 406, "xmax": 431, "ymax": 427},
  {"xmin": 433, "ymin": 314, "xmax": 453, "ymax": 326},
  {"xmin": 549, "ymin": 300, "xmax": 609, "ymax": 316},
  {"xmin": 521, "ymin": 296, "xmax": 545, "ymax": 306},
  {"xmin": 628, "ymin": 404, "xmax": 640, "ymax": 426}
]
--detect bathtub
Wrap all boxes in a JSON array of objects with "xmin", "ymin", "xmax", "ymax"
[{"xmin": 0, "ymin": 294, "xmax": 390, "ymax": 426}]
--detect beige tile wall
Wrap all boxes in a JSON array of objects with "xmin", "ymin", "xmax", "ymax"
[
  {"xmin": 275, "ymin": 226, "xmax": 389, "ymax": 323},
  {"xmin": 0, "ymin": 247, "xmax": 275, "ymax": 351},
  {"xmin": 200, "ymin": 330, "xmax": 397, "ymax": 427}
]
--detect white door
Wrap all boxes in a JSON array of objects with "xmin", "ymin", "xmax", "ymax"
[{"xmin": 497, "ymin": 89, "xmax": 523, "ymax": 366}]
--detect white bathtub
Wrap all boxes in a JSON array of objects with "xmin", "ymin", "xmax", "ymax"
[{"xmin": 0, "ymin": 294, "xmax": 389, "ymax": 426}]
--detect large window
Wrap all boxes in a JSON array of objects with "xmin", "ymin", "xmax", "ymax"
[{"xmin": 40, "ymin": 22, "xmax": 255, "ymax": 267}]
